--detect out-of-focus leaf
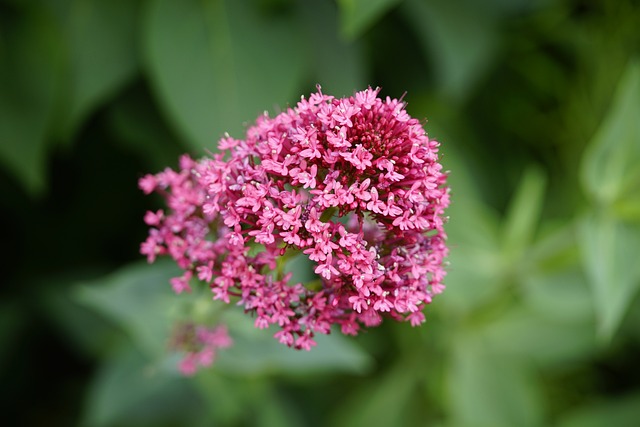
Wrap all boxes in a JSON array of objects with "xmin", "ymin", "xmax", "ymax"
[
  {"xmin": 82, "ymin": 344, "xmax": 204, "ymax": 427},
  {"xmin": 441, "ymin": 194, "xmax": 503, "ymax": 315},
  {"xmin": 74, "ymin": 261, "xmax": 181, "ymax": 357},
  {"xmin": 299, "ymin": 0, "xmax": 367, "ymax": 95},
  {"xmin": 557, "ymin": 392, "xmax": 640, "ymax": 427},
  {"xmin": 401, "ymin": 0, "xmax": 500, "ymax": 100},
  {"xmin": 502, "ymin": 165, "xmax": 546, "ymax": 259},
  {"xmin": 579, "ymin": 213, "xmax": 640, "ymax": 341},
  {"xmin": 143, "ymin": 0, "xmax": 306, "ymax": 151},
  {"xmin": 483, "ymin": 307, "xmax": 596, "ymax": 367},
  {"xmin": 447, "ymin": 337, "xmax": 544, "ymax": 427},
  {"xmin": 45, "ymin": 0, "xmax": 140, "ymax": 141},
  {"xmin": 0, "ymin": 8, "xmax": 63, "ymax": 195},
  {"xmin": 0, "ymin": 301, "xmax": 24, "ymax": 371},
  {"xmin": 336, "ymin": 0, "xmax": 401, "ymax": 40},
  {"xmin": 216, "ymin": 309, "xmax": 373, "ymax": 375},
  {"xmin": 42, "ymin": 284, "xmax": 122, "ymax": 358},
  {"xmin": 581, "ymin": 60, "xmax": 640, "ymax": 206},
  {"xmin": 331, "ymin": 358, "xmax": 419, "ymax": 427},
  {"xmin": 108, "ymin": 85, "xmax": 186, "ymax": 171}
]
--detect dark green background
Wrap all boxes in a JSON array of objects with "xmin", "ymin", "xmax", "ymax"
[{"xmin": 2, "ymin": 0, "xmax": 640, "ymax": 426}]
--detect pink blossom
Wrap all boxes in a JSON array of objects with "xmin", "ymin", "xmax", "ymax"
[
  {"xmin": 140, "ymin": 86, "xmax": 449, "ymax": 351},
  {"xmin": 172, "ymin": 324, "xmax": 232, "ymax": 376}
]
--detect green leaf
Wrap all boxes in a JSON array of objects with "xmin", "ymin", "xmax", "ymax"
[
  {"xmin": 0, "ymin": 8, "xmax": 64, "ymax": 195},
  {"xmin": 74, "ymin": 261, "xmax": 181, "ymax": 358},
  {"xmin": 330, "ymin": 358, "xmax": 419, "ymax": 427},
  {"xmin": 447, "ymin": 338, "xmax": 544, "ymax": 427},
  {"xmin": 557, "ymin": 392, "xmax": 640, "ymax": 427},
  {"xmin": 216, "ymin": 309, "xmax": 373, "ymax": 376},
  {"xmin": 401, "ymin": 0, "xmax": 500, "ymax": 100},
  {"xmin": 46, "ymin": 0, "xmax": 140, "ymax": 141},
  {"xmin": 441, "ymin": 196, "xmax": 503, "ymax": 315},
  {"xmin": 82, "ymin": 344, "xmax": 204, "ymax": 427},
  {"xmin": 578, "ymin": 213, "xmax": 640, "ymax": 341},
  {"xmin": 502, "ymin": 165, "xmax": 546, "ymax": 259},
  {"xmin": 108, "ymin": 85, "xmax": 186, "ymax": 172},
  {"xmin": 336, "ymin": 0, "xmax": 401, "ymax": 40},
  {"xmin": 581, "ymin": 60, "xmax": 640, "ymax": 206},
  {"xmin": 298, "ymin": 0, "xmax": 367, "ymax": 95},
  {"xmin": 143, "ymin": 0, "xmax": 306, "ymax": 151}
]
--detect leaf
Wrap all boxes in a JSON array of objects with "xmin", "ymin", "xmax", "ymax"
[
  {"xmin": 502, "ymin": 165, "xmax": 546, "ymax": 259},
  {"xmin": 0, "ymin": 300, "xmax": 25, "ymax": 372},
  {"xmin": 578, "ymin": 213, "xmax": 640, "ymax": 341},
  {"xmin": 581, "ymin": 60, "xmax": 640, "ymax": 206},
  {"xmin": 0, "ymin": 7, "xmax": 64, "ymax": 195},
  {"xmin": 401, "ymin": 0, "xmax": 500, "ymax": 100},
  {"xmin": 74, "ymin": 260, "xmax": 181, "ymax": 358},
  {"xmin": 557, "ymin": 392, "xmax": 640, "ymax": 427},
  {"xmin": 298, "ymin": 0, "xmax": 367, "ymax": 95},
  {"xmin": 330, "ymin": 358, "xmax": 419, "ymax": 427},
  {"xmin": 45, "ymin": 0, "xmax": 141, "ymax": 141},
  {"xmin": 82, "ymin": 344, "xmax": 204, "ymax": 427},
  {"xmin": 216, "ymin": 309, "xmax": 374, "ymax": 376},
  {"xmin": 108, "ymin": 84, "xmax": 186, "ymax": 172},
  {"xmin": 447, "ymin": 337, "xmax": 544, "ymax": 427},
  {"xmin": 143, "ymin": 0, "xmax": 306, "ymax": 151},
  {"xmin": 336, "ymin": 0, "xmax": 402, "ymax": 40},
  {"xmin": 440, "ymin": 196, "xmax": 503, "ymax": 315}
]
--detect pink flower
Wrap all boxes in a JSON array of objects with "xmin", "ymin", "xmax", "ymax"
[
  {"xmin": 172, "ymin": 324, "xmax": 232, "ymax": 376},
  {"xmin": 141, "ymin": 86, "xmax": 449, "ymax": 351}
]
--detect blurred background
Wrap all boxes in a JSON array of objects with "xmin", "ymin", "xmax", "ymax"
[{"xmin": 1, "ymin": 0, "xmax": 640, "ymax": 426}]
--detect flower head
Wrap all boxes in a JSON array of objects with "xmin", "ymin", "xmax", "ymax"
[{"xmin": 140, "ymin": 86, "xmax": 449, "ymax": 350}]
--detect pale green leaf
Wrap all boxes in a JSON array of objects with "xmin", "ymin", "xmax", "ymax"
[
  {"xmin": 557, "ymin": 392, "xmax": 640, "ymax": 427},
  {"xmin": 143, "ymin": 0, "xmax": 306, "ymax": 151},
  {"xmin": 74, "ymin": 261, "xmax": 181, "ymax": 357},
  {"xmin": 447, "ymin": 338, "xmax": 544, "ymax": 427},
  {"xmin": 578, "ymin": 213, "xmax": 640, "ymax": 341},
  {"xmin": 502, "ymin": 165, "xmax": 547, "ymax": 258},
  {"xmin": 46, "ymin": 0, "xmax": 140, "ymax": 140},
  {"xmin": 401, "ymin": 0, "xmax": 500, "ymax": 100},
  {"xmin": 0, "ymin": 9, "xmax": 63, "ymax": 195},
  {"xmin": 299, "ymin": 0, "xmax": 367, "ymax": 95},
  {"xmin": 336, "ymin": 0, "xmax": 402, "ymax": 40},
  {"xmin": 331, "ymin": 358, "xmax": 419, "ymax": 427},
  {"xmin": 82, "ymin": 345, "xmax": 203, "ymax": 427},
  {"xmin": 581, "ymin": 60, "xmax": 640, "ymax": 206}
]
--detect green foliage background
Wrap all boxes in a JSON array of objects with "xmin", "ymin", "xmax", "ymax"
[{"xmin": 1, "ymin": 0, "xmax": 640, "ymax": 425}]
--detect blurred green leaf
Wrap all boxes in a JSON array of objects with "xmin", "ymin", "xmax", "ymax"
[
  {"xmin": 0, "ymin": 8, "xmax": 63, "ymax": 195},
  {"xmin": 441, "ymin": 191, "xmax": 503, "ymax": 315},
  {"xmin": 336, "ymin": 0, "xmax": 401, "ymax": 40},
  {"xmin": 75, "ymin": 261, "xmax": 181, "ymax": 358},
  {"xmin": 0, "ymin": 300, "xmax": 25, "ymax": 372},
  {"xmin": 401, "ymin": 0, "xmax": 500, "ymax": 100},
  {"xmin": 447, "ymin": 338, "xmax": 544, "ymax": 427},
  {"xmin": 46, "ymin": 0, "xmax": 140, "ymax": 141},
  {"xmin": 82, "ymin": 344, "xmax": 204, "ymax": 427},
  {"xmin": 143, "ymin": 0, "xmax": 306, "ymax": 151},
  {"xmin": 331, "ymin": 358, "xmax": 419, "ymax": 427},
  {"xmin": 578, "ymin": 213, "xmax": 640, "ymax": 341},
  {"xmin": 108, "ymin": 85, "xmax": 186, "ymax": 171},
  {"xmin": 502, "ymin": 165, "xmax": 546, "ymax": 259},
  {"xmin": 299, "ymin": 0, "xmax": 367, "ymax": 95},
  {"xmin": 216, "ymin": 309, "xmax": 373, "ymax": 376},
  {"xmin": 557, "ymin": 392, "xmax": 640, "ymax": 427},
  {"xmin": 581, "ymin": 60, "xmax": 640, "ymax": 206}
]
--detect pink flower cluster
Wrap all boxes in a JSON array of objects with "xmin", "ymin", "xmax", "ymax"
[
  {"xmin": 172, "ymin": 324, "xmax": 233, "ymax": 376},
  {"xmin": 140, "ymin": 87, "xmax": 449, "ymax": 350}
]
